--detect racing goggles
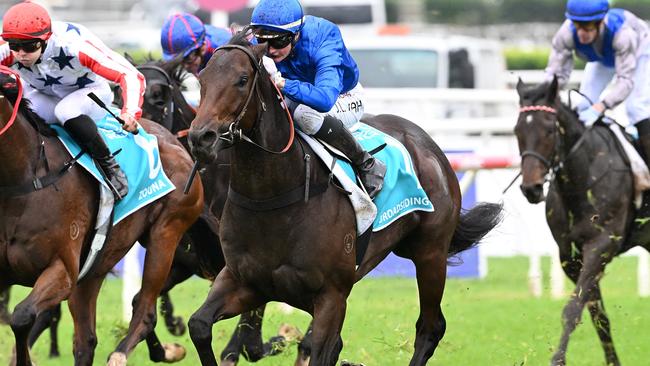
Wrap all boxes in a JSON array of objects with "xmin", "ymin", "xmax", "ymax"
[
  {"xmin": 8, "ymin": 40, "xmax": 42, "ymax": 53},
  {"xmin": 255, "ymin": 32, "xmax": 294, "ymax": 49}
]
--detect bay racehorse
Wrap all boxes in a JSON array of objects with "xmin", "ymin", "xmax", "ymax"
[
  {"xmin": 135, "ymin": 57, "xmax": 295, "ymax": 364},
  {"xmin": 187, "ymin": 32, "xmax": 503, "ymax": 366},
  {"xmin": 516, "ymin": 77, "xmax": 650, "ymax": 366},
  {"xmin": 0, "ymin": 66, "xmax": 204, "ymax": 366}
]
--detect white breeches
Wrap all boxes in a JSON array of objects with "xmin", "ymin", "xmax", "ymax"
[
  {"xmin": 579, "ymin": 53, "xmax": 650, "ymax": 124},
  {"xmin": 24, "ymin": 83, "xmax": 114, "ymax": 125},
  {"xmin": 286, "ymin": 83, "xmax": 365, "ymax": 135}
]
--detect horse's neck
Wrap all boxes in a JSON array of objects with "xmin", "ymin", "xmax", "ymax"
[
  {"xmin": 0, "ymin": 102, "xmax": 41, "ymax": 185},
  {"xmin": 230, "ymin": 91, "xmax": 306, "ymax": 198},
  {"xmin": 557, "ymin": 104, "xmax": 585, "ymax": 158}
]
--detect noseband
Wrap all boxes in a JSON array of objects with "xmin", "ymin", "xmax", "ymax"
[
  {"xmin": 213, "ymin": 44, "xmax": 294, "ymax": 154},
  {"xmin": 137, "ymin": 64, "xmax": 175, "ymax": 131}
]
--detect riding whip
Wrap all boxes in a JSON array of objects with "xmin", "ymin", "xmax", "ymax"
[
  {"xmin": 87, "ymin": 92, "xmax": 139, "ymax": 135},
  {"xmin": 183, "ymin": 161, "xmax": 200, "ymax": 194}
]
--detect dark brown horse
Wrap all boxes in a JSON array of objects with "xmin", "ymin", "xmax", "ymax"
[
  {"xmin": 136, "ymin": 58, "xmax": 294, "ymax": 365},
  {"xmin": 186, "ymin": 33, "xmax": 502, "ymax": 366},
  {"xmin": 0, "ymin": 68, "xmax": 204, "ymax": 366},
  {"xmin": 516, "ymin": 78, "xmax": 650, "ymax": 366}
]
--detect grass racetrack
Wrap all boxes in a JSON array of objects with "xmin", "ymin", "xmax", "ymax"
[{"xmin": 1, "ymin": 256, "xmax": 650, "ymax": 365}]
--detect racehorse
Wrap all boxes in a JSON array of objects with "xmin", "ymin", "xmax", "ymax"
[
  {"xmin": 515, "ymin": 77, "xmax": 650, "ymax": 366},
  {"xmin": 187, "ymin": 32, "xmax": 503, "ymax": 366},
  {"xmin": 135, "ymin": 57, "xmax": 295, "ymax": 364},
  {"xmin": 0, "ymin": 67, "xmax": 204, "ymax": 366}
]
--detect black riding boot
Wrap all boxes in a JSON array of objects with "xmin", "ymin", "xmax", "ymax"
[
  {"xmin": 637, "ymin": 119, "xmax": 650, "ymax": 167},
  {"xmin": 64, "ymin": 115, "xmax": 129, "ymax": 200},
  {"xmin": 315, "ymin": 115, "xmax": 386, "ymax": 198}
]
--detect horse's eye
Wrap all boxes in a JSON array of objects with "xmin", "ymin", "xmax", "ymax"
[{"xmin": 237, "ymin": 75, "xmax": 249, "ymax": 87}]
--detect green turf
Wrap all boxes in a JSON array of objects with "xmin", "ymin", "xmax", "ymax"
[{"xmin": 1, "ymin": 256, "xmax": 649, "ymax": 365}]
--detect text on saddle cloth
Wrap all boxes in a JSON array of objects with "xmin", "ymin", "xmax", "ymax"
[{"xmin": 52, "ymin": 108, "xmax": 176, "ymax": 225}]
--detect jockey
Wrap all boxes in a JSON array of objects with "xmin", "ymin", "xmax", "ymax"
[
  {"xmin": 0, "ymin": 1, "xmax": 144, "ymax": 200},
  {"xmin": 160, "ymin": 12, "xmax": 231, "ymax": 75},
  {"xmin": 545, "ymin": 0, "xmax": 650, "ymax": 161},
  {"xmin": 250, "ymin": 0, "xmax": 386, "ymax": 199}
]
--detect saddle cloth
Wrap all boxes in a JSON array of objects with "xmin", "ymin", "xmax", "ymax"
[
  {"xmin": 51, "ymin": 109, "xmax": 176, "ymax": 225},
  {"xmin": 299, "ymin": 122, "xmax": 434, "ymax": 234},
  {"xmin": 606, "ymin": 121, "xmax": 650, "ymax": 208}
]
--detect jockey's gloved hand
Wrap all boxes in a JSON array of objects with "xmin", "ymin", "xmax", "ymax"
[
  {"xmin": 578, "ymin": 105, "xmax": 602, "ymax": 127},
  {"xmin": 262, "ymin": 56, "xmax": 285, "ymax": 89},
  {"xmin": 120, "ymin": 112, "xmax": 140, "ymax": 133}
]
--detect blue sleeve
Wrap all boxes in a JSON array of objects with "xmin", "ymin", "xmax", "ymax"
[{"xmin": 283, "ymin": 25, "xmax": 345, "ymax": 112}]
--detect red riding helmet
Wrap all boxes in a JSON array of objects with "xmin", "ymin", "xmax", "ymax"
[{"xmin": 1, "ymin": 2, "xmax": 52, "ymax": 41}]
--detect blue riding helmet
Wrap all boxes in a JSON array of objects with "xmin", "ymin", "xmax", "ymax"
[
  {"xmin": 250, "ymin": 0, "xmax": 305, "ymax": 34},
  {"xmin": 565, "ymin": 0, "xmax": 609, "ymax": 22},
  {"xmin": 161, "ymin": 13, "xmax": 206, "ymax": 61}
]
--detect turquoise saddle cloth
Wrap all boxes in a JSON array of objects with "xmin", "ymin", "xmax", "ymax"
[
  {"xmin": 52, "ymin": 110, "xmax": 176, "ymax": 225},
  {"xmin": 339, "ymin": 123, "xmax": 434, "ymax": 231}
]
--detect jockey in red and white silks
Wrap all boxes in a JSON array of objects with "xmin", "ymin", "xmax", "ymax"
[{"xmin": 0, "ymin": 21, "xmax": 144, "ymax": 126}]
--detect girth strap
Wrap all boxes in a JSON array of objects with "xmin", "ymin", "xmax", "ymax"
[
  {"xmin": 0, "ymin": 151, "xmax": 83, "ymax": 197},
  {"xmin": 228, "ymin": 182, "xmax": 329, "ymax": 211}
]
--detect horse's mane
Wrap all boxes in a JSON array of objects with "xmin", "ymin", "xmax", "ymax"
[{"xmin": 0, "ymin": 77, "xmax": 57, "ymax": 137}]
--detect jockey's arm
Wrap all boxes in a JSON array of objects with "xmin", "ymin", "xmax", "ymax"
[
  {"xmin": 282, "ymin": 29, "xmax": 346, "ymax": 113},
  {"xmin": 600, "ymin": 29, "xmax": 638, "ymax": 111},
  {"xmin": 544, "ymin": 21, "xmax": 574, "ymax": 88},
  {"xmin": 76, "ymin": 41, "xmax": 145, "ymax": 132}
]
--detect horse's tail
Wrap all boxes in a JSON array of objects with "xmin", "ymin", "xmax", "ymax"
[
  {"xmin": 185, "ymin": 211, "xmax": 224, "ymax": 280},
  {"xmin": 448, "ymin": 202, "xmax": 503, "ymax": 259}
]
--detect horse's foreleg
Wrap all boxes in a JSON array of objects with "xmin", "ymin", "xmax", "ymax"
[
  {"xmin": 159, "ymin": 266, "xmax": 193, "ymax": 336},
  {"xmin": 189, "ymin": 268, "xmax": 263, "ymax": 366},
  {"xmin": 586, "ymin": 285, "xmax": 619, "ymax": 366},
  {"xmin": 12, "ymin": 260, "xmax": 72, "ymax": 366},
  {"xmin": 0, "ymin": 287, "xmax": 10, "ymax": 324},
  {"xmin": 306, "ymin": 290, "xmax": 347, "ymax": 366},
  {"xmin": 220, "ymin": 305, "xmax": 286, "ymax": 365},
  {"xmin": 68, "ymin": 275, "xmax": 104, "ymax": 366},
  {"xmin": 551, "ymin": 235, "xmax": 616, "ymax": 366},
  {"xmin": 109, "ymin": 232, "xmax": 183, "ymax": 365},
  {"xmin": 27, "ymin": 304, "xmax": 61, "ymax": 358}
]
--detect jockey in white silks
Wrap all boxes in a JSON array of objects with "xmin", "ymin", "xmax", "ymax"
[
  {"xmin": 545, "ymin": 0, "xmax": 650, "ymax": 192},
  {"xmin": 0, "ymin": 2, "xmax": 145, "ymax": 200}
]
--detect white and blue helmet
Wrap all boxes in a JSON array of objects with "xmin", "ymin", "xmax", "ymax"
[
  {"xmin": 250, "ymin": 0, "xmax": 305, "ymax": 34},
  {"xmin": 565, "ymin": 0, "xmax": 609, "ymax": 22}
]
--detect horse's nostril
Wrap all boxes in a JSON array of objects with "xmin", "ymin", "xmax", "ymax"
[{"xmin": 200, "ymin": 130, "xmax": 217, "ymax": 148}]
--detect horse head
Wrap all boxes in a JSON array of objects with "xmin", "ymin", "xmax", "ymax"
[
  {"xmin": 515, "ymin": 76, "xmax": 561, "ymax": 203},
  {"xmin": 188, "ymin": 31, "xmax": 270, "ymax": 164}
]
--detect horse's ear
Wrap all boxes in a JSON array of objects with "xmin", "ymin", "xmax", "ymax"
[
  {"xmin": 516, "ymin": 77, "xmax": 524, "ymax": 96},
  {"xmin": 547, "ymin": 75, "xmax": 559, "ymax": 102},
  {"xmin": 124, "ymin": 52, "xmax": 135, "ymax": 66},
  {"xmin": 252, "ymin": 44, "xmax": 268, "ymax": 64}
]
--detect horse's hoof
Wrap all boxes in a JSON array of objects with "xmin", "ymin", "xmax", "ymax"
[
  {"xmin": 107, "ymin": 352, "xmax": 127, "ymax": 366},
  {"xmin": 0, "ymin": 312, "xmax": 10, "ymax": 325},
  {"xmin": 170, "ymin": 317, "xmax": 186, "ymax": 336},
  {"xmin": 278, "ymin": 323, "xmax": 303, "ymax": 342},
  {"xmin": 221, "ymin": 359, "xmax": 238, "ymax": 366},
  {"xmin": 341, "ymin": 361, "xmax": 365, "ymax": 366},
  {"xmin": 162, "ymin": 343, "xmax": 186, "ymax": 363},
  {"xmin": 294, "ymin": 355, "xmax": 310, "ymax": 366}
]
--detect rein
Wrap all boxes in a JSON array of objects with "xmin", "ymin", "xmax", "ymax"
[
  {"xmin": 214, "ymin": 44, "xmax": 295, "ymax": 154},
  {"xmin": 0, "ymin": 65, "xmax": 24, "ymax": 136}
]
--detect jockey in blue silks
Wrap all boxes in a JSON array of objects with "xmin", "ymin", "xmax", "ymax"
[
  {"xmin": 250, "ymin": 0, "xmax": 386, "ymax": 199},
  {"xmin": 545, "ymin": 0, "xmax": 650, "ymax": 164},
  {"xmin": 160, "ymin": 13, "xmax": 231, "ymax": 75}
]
